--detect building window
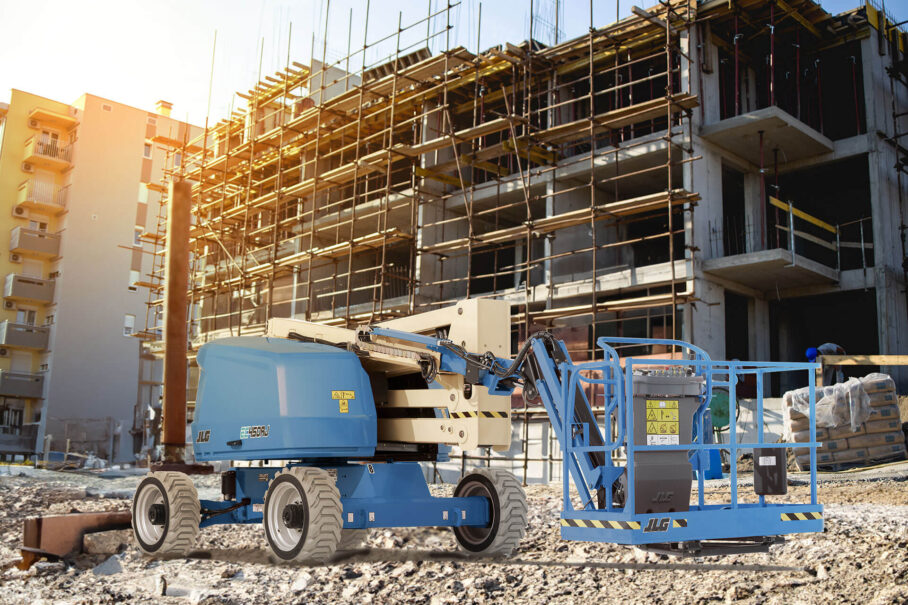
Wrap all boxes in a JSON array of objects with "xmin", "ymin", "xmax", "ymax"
[
  {"xmin": 134, "ymin": 228, "xmax": 143, "ymax": 246},
  {"xmin": 124, "ymin": 313, "xmax": 136, "ymax": 336},
  {"xmin": 143, "ymin": 143, "xmax": 152, "ymax": 159},
  {"xmin": 102, "ymin": 104, "xmax": 113, "ymax": 112},
  {"xmin": 44, "ymin": 314, "xmax": 54, "ymax": 325},
  {"xmin": 16, "ymin": 309, "xmax": 36, "ymax": 326},
  {"xmin": 174, "ymin": 152, "xmax": 182, "ymax": 167},
  {"xmin": 129, "ymin": 270, "xmax": 140, "ymax": 292},
  {"xmin": 39, "ymin": 363, "xmax": 49, "ymax": 372},
  {"xmin": 147, "ymin": 116, "xmax": 157, "ymax": 125}
]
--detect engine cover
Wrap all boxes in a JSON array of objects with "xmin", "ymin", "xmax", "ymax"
[{"xmin": 192, "ymin": 337, "xmax": 377, "ymax": 461}]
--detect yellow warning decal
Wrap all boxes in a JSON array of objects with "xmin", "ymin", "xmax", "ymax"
[
  {"xmin": 780, "ymin": 512, "xmax": 822, "ymax": 521},
  {"xmin": 332, "ymin": 391, "xmax": 354, "ymax": 414},
  {"xmin": 561, "ymin": 518, "xmax": 641, "ymax": 530},
  {"xmin": 450, "ymin": 411, "xmax": 508, "ymax": 419},
  {"xmin": 645, "ymin": 400, "xmax": 679, "ymax": 435}
]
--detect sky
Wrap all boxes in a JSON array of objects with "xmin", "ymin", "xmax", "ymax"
[{"xmin": 0, "ymin": 0, "xmax": 902, "ymax": 126}]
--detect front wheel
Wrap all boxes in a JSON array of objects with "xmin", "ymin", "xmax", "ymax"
[
  {"xmin": 452, "ymin": 468, "xmax": 527, "ymax": 556},
  {"xmin": 132, "ymin": 472, "xmax": 200, "ymax": 556},
  {"xmin": 263, "ymin": 467, "xmax": 342, "ymax": 562}
]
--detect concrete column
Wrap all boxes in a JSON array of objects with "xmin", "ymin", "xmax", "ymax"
[
  {"xmin": 685, "ymin": 278, "xmax": 725, "ymax": 358},
  {"xmin": 861, "ymin": 38, "xmax": 908, "ymax": 390}
]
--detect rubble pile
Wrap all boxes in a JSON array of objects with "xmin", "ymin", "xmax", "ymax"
[{"xmin": 0, "ymin": 469, "xmax": 906, "ymax": 604}]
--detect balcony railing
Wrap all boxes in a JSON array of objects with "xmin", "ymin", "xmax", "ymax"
[
  {"xmin": 0, "ymin": 423, "xmax": 38, "ymax": 454},
  {"xmin": 10, "ymin": 227, "xmax": 60, "ymax": 258},
  {"xmin": 16, "ymin": 179, "xmax": 68, "ymax": 214},
  {"xmin": 24, "ymin": 136, "xmax": 72, "ymax": 165},
  {"xmin": 4, "ymin": 274, "xmax": 55, "ymax": 304},
  {"xmin": 0, "ymin": 371, "xmax": 44, "ymax": 399},
  {"xmin": 0, "ymin": 321, "xmax": 49, "ymax": 350}
]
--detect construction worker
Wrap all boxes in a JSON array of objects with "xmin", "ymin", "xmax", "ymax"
[{"xmin": 805, "ymin": 343, "xmax": 845, "ymax": 386}]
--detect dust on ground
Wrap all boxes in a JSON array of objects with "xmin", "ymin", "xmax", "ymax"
[{"xmin": 0, "ymin": 465, "xmax": 905, "ymax": 605}]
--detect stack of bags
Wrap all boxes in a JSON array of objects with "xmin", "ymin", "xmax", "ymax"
[{"xmin": 786, "ymin": 373, "xmax": 906, "ymax": 470}]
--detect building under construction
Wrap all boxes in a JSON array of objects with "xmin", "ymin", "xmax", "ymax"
[{"xmin": 136, "ymin": 0, "xmax": 908, "ymax": 466}]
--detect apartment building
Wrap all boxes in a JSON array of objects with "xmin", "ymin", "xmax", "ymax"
[{"xmin": 0, "ymin": 90, "xmax": 199, "ymax": 462}]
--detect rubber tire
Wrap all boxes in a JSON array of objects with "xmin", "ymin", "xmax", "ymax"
[
  {"xmin": 132, "ymin": 471, "xmax": 200, "ymax": 556},
  {"xmin": 263, "ymin": 467, "xmax": 342, "ymax": 562},
  {"xmin": 337, "ymin": 529, "xmax": 369, "ymax": 551},
  {"xmin": 452, "ymin": 468, "xmax": 527, "ymax": 556}
]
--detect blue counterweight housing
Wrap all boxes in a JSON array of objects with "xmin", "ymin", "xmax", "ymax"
[{"xmin": 191, "ymin": 337, "xmax": 377, "ymax": 461}]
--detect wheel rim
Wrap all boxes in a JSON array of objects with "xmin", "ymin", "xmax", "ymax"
[
  {"xmin": 267, "ymin": 480, "xmax": 307, "ymax": 554},
  {"xmin": 135, "ymin": 481, "xmax": 166, "ymax": 548},
  {"xmin": 455, "ymin": 478, "xmax": 496, "ymax": 547}
]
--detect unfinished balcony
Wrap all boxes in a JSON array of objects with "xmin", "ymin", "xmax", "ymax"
[
  {"xmin": 16, "ymin": 180, "xmax": 68, "ymax": 215},
  {"xmin": 23, "ymin": 136, "xmax": 72, "ymax": 171},
  {"xmin": 0, "ymin": 371, "xmax": 44, "ymax": 399},
  {"xmin": 700, "ymin": 106, "xmax": 833, "ymax": 166},
  {"xmin": 703, "ymin": 197, "xmax": 842, "ymax": 294},
  {"xmin": 10, "ymin": 227, "xmax": 60, "ymax": 259},
  {"xmin": 4, "ymin": 274, "xmax": 55, "ymax": 305},
  {"xmin": 0, "ymin": 321, "xmax": 49, "ymax": 350}
]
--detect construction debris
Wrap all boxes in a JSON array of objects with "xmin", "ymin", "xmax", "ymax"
[{"xmin": 1, "ymin": 468, "xmax": 907, "ymax": 603}]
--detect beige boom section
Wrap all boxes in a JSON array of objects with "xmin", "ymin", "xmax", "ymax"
[{"xmin": 266, "ymin": 298, "xmax": 512, "ymax": 452}]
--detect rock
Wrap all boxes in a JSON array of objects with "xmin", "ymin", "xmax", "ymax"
[
  {"xmin": 341, "ymin": 584, "xmax": 360, "ymax": 599},
  {"xmin": 91, "ymin": 554, "xmax": 123, "ymax": 576},
  {"xmin": 155, "ymin": 574, "xmax": 167, "ymax": 596},
  {"xmin": 291, "ymin": 571, "xmax": 313, "ymax": 593},
  {"xmin": 390, "ymin": 562, "xmax": 416, "ymax": 578},
  {"xmin": 82, "ymin": 529, "xmax": 131, "ymax": 554},
  {"xmin": 816, "ymin": 565, "xmax": 829, "ymax": 580},
  {"xmin": 725, "ymin": 584, "xmax": 751, "ymax": 603},
  {"xmin": 220, "ymin": 566, "xmax": 241, "ymax": 578},
  {"xmin": 30, "ymin": 561, "xmax": 65, "ymax": 576}
]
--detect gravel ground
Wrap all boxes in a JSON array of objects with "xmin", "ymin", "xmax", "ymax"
[{"xmin": 0, "ymin": 465, "xmax": 906, "ymax": 604}]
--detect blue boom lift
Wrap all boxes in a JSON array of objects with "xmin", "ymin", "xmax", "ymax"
[{"xmin": 132, "ymin": 301, "xmax": 822, "ymax": 561}]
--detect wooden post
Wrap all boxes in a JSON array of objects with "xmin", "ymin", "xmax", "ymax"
[{"xmin": 161, "ymin": 180, "xmax": 191, "ymax": 462}]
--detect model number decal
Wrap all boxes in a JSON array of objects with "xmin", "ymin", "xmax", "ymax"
[{"xmin": 240, "ymin": 425, "xmax": 270, "ymax": 439}]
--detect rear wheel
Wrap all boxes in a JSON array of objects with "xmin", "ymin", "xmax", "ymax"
[
  {"xmin": 132, "ymin": 472, "xmax": 200, "ymax": 556},
  {"xmin": 263, "ymin": 467, "xmax": 342, "ymax": 562},
  {"xmin": 452, "ymin": 468, "xmax": 527, "ymax": 556}
]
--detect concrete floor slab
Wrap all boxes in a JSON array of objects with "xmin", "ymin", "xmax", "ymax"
[
  {"xmin": 702, "ymin": 248, "xmax": 838, "ymax": 292},
  {"xmin": 700, "ymin": 106, "xmax": 833, "ymax": 166}
]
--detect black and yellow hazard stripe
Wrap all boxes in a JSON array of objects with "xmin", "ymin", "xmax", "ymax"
[
  {"xmin": 671, "ymin": 519, "xmax": 688, "ymax": 528},
  {"xmin": 561, "ymin": 518, "xmax": 642, "ymax": 530},
  {"xmin": 780, "ymin": 512, "xmax": 822, "ymax": 521},
  {"xmin": 449, "ymin": 411, "xmax": 508, "ymax": 419}
]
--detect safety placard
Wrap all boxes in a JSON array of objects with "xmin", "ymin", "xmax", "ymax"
[
  {"xmin": 645, "ymin": 400, "xmax": 679, "ymax": 445},
  {"xmin": 332, "ymin": 390, "xmax": 355, "ymax": 414}
]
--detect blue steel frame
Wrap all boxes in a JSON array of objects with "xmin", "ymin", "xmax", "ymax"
[
  {"xmin": 552, "ymin": 337, "xmax": 822, "ymax": 545},
  {"xmin": 199, "ymin": 461, "xmax": 490, "ymax": 530}
]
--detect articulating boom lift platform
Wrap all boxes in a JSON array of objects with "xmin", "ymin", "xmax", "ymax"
[{"xmin": 132, "ymin": 300, "xmax": 822, "ymax": 560}]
